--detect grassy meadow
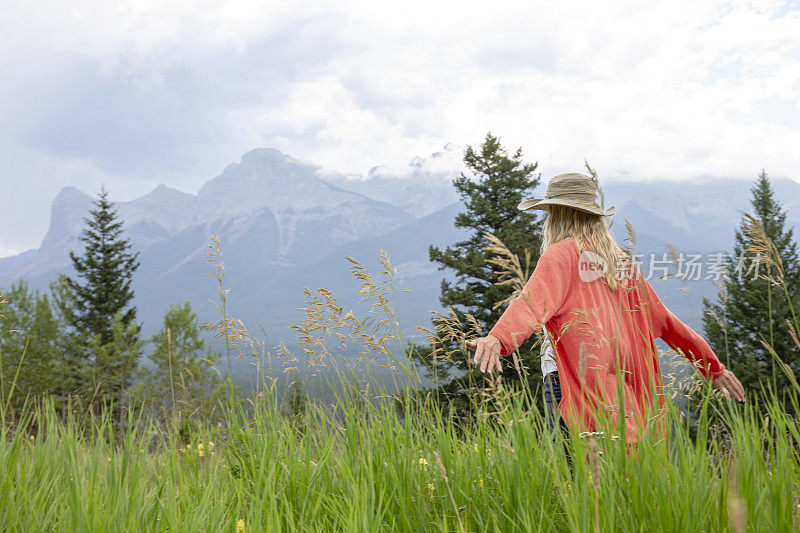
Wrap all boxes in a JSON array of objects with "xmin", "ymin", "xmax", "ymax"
[
  {"xmin": 2, "ymin": 236, "xmax": 800, "ymax": 532},
  {"xmin": 2, "ymin": 377, "xmax": 799, "ymax": 531}
]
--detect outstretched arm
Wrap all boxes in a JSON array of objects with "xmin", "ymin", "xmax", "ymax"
[
  {"xmin": 646, "ymin": 281, "xmax": 745, "ymax": 401},
  {"xmin": 469, "ymin": 242, "xmax": 571, "ymax": 374}
]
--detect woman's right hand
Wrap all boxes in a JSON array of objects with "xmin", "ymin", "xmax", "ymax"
[{"xmin": 466, "ymin": 334, "xmax": 503, "ymax": 374}]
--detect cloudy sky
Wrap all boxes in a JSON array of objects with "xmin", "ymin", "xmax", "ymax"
[{"xmin": 1, "ymin": 0, "xmax": 799, "ymax": 257}]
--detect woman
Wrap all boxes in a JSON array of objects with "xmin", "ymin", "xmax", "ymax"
[{"xmin": 467, "ymin": 172, "xmax": 744, "ymax": 439}]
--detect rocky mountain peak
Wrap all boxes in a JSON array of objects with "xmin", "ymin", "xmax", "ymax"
[
  {"xmin": 54, "ymin": 185, "xmax": 92, "ymax": 202},
  {"xmin": 150, "ymin": 183, "xmax": 172, "ymax": 195},
  {"xmin": 38, "ymin": 187, "xmax": 93, "ymax": 251},
  {"xmin": 117, "ymin": 184, "xmax": 199, "ymax": 248},
  {"xmin": 239, "ymin": 147, "xmax": 298, "ymax": 166},
  {"xmin": 197, "ymin": 147, "xmax": 333, "ymax": 218}
]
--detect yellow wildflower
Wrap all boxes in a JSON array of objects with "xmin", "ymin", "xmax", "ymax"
[
  {"xmin": 478, "ymin": 478, "xmax": 484, "ymax": 488},
  {"xmin": 236, "ymin": 518, "xmax": 245, "ymax": 533},
  {"xmin": 208, "ymin": 442, "xmax": 215, "ymax": 451},
  {"xmin": 426, "ymin": 483, "xmax": 435, "ymax": 499},
  {"xmin": 418, "ymin": 457, "xmax": 428, "ymax": 466},
  {"xmin": 198, "ymin": 443, "xmax": 205, "ymax": 458}
]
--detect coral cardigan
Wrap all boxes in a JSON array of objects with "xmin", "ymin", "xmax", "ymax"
[{"xmin": 489, "ymin": 239, "xmax": 725, "ymax": 439}]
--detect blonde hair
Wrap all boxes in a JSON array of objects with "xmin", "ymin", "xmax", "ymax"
[{"xmin": 542, "ymin": 205, "xmax": 633, "ymax": 290}]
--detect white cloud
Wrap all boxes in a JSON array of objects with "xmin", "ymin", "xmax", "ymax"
[{"xmin": 1, "ymin": 0, "xmax": 799, "ymax": 254}]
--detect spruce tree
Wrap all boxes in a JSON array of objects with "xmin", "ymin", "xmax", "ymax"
[
  {"xmin": 424, "ymin": 132, "xmax": 545, "ymax": 412},
  {"xmin": 49, "ymin": 276, "xmax": 87, "ymax": 401},
  {"xmin": 88, "ymin": 313, "xmax": 143, "ymax": 424},
  {"xmin": 132, "ymin": 301, "xmax": 225, "ymax": 428},
  {"xmin": 64, "ymin": 187, "xmax": 141, "ymax": 408},
  {"xmin": 67, "ymin": 187, "xmax": 140, "ymax": 343},
  {"xmin": 703, "ymin": 170, "xmax": 800, "ymax": 406}
]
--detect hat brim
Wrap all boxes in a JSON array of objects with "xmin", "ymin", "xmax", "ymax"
[{"xmin": 517, "ymin": 198, "xmax": 616, "ymax": 217}]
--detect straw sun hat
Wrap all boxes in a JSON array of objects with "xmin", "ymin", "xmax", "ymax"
[{"xmin": 517, "ymin": 172, "xmax": 616, "ymax": 217}]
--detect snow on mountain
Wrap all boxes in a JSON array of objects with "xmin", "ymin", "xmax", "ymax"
[
  {"xmin": 324, "ymin": 144, "xmax": 462, "ymax": 218},
  {"xmin": 198, "ymin": 148, "xmax": 413, "ymax": 256},
  {"xmin": 117, "ymin": 184, "xmax": 199, "ymax": 250},
  {"xmin": 198, "ymin": 148, "xmax": 328, "ymax": 217},
  {"xmin": 603, "ymin": 178, "xmax": 800, "ymax": 254}
]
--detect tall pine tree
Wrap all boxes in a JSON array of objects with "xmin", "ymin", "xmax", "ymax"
[
  {"xmin": 424, "ymin": 133, "xmax": 545, "ymax": 412},
  {"xmin": 703, "ymin": 171, "xmax": 800, "ymax": 406},
  {"xmin": 63, "ymin": 187, "xmax": 141, "ymax": 410},
  {"xmin": 67, "ymin": 187, "xmax": 140, "ymax": 343},
  {"xmin": 132, "ymin": 301, "xmax": 225, "ymax": 428}
]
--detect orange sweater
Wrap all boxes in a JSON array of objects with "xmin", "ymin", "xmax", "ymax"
[{"xmin": 489, "ymin": 239, "xmax": 725, "ymax": 439}]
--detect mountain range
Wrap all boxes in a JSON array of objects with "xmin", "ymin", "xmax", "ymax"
[{"xmin": 2, "ymin": 146, "xmax": 799, "ymax": 356}]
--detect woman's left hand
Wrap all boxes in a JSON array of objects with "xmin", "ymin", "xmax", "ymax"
[
  {"xmin": 465, "ymin": 335, "xmax": 503, "ymax": 374},
  {"xmin": 713, "ymin": 368, "xmax": 745, "ymax": 402}
]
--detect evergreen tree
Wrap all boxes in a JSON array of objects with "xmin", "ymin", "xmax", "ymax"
[
  {"xmin": 0, "ymin": 282, "xmax": 62, "ymax": 414},
  {"xmin": 66, "ymin": 187, "xmax": 140, "ymax": 343},
  {"xmin": 283, "ymin": 381, "xmax": 309, "ymax": 419},
  {"xmin": 423, "ymin": 132, "xmax": 545, "ymax": 413},
  {"xmin": 63, "ymin": 187, "xmax": 141, "ymax": 410},
  {"xmin": 703, "ymin": 170, "xmax": 800, "ymax": 407},
  {"xmin": 88, "ymin": 313, "xmax": 143, "ymax": 424},
  {"xmin": 132, "ymin": 301, "xmax": 225, "ymax": 428},
  {"xmin": 49, "ymin": 276, "xmax": 87, "ymax": 400}
]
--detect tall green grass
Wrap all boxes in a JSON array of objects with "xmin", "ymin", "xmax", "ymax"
[{"xmin": 1, "ymin": 380, "xmax": 799, "ymax": 531}]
